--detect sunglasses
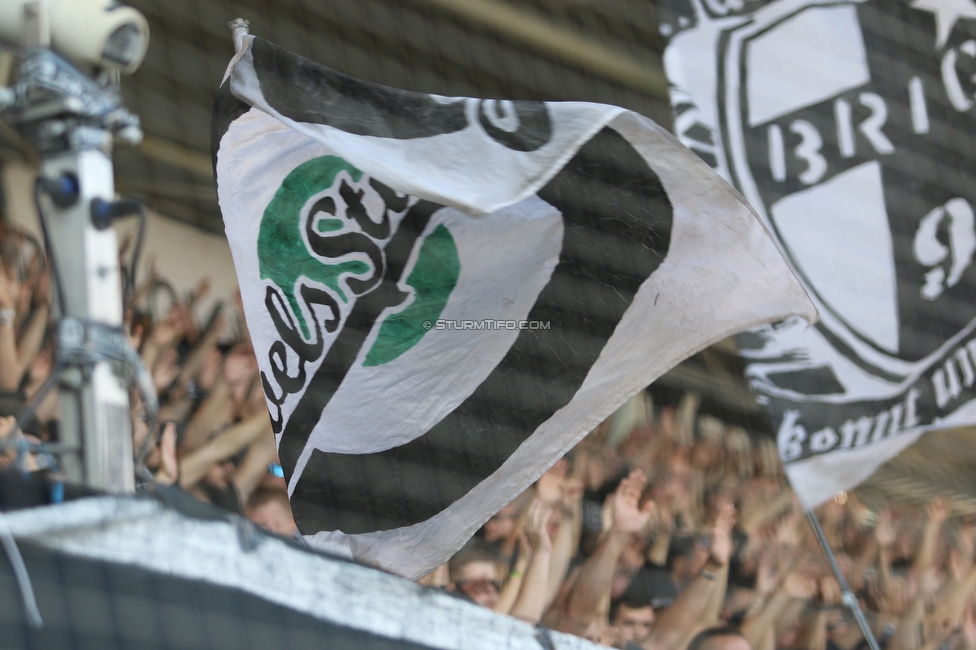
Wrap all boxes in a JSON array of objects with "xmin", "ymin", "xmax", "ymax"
[{"xmin": 456, "ymin": 578, "xmax": 504, "ymax": 592}]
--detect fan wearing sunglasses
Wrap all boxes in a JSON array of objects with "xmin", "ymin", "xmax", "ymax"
[
  {"xmin": 448, "ymin": 498, "xmax": 554, "ymax": 622},
  {"xmin": 449, "ymin": 549, "xmax": 505, "ymax": 609}
]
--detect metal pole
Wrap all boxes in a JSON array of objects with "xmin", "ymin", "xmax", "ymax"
[
  {"xmin": 2, "ymin": 2, "xmax": 150, "ymax": 495},
  {"xmin": 806, "ymin": 510, "xmax": 880, "ymax": 650},
  {"xmin": 40, "ymin": 149, "xmax": 133, "ymax": 492},
  {"xmin": 11, "ymin": 1, "xmax": 132, "ymax": 491}
]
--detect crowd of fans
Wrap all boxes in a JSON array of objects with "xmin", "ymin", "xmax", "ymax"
[
  {"xmin": 1, "ymin": 219, "xmax": 975, "ymax": 650},
  {"xmin": 0, "ymin": 219, "xmax": 294, "ymax": 534},
  {"xmin": 429, "ymin": 410, "xmax": 976, "ymax": 650}
]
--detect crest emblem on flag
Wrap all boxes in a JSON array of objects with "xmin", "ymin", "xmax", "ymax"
[
  {"xmin": 255, "ymin": 156, "xmax": 463, "ymax": 430},
  {"xmin": 664, "ymin": 0, "xmax": 976, "ymax": 506},
  {"xmin": 215, "ymin": 31, "xmax": 814, "ymax": 576}
]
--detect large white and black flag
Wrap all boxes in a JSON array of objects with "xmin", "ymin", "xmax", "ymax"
[
  {"xmin": 662, "ymin": 0, "xmax": 976, "ymax": 508},
  {"xmin": 212, "ymin": 29, "xmax": 815, "ymax": 577}
]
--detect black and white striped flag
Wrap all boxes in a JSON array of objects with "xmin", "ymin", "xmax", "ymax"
[{"xmin": 212, "ymin": 28, "xmax": 815, "ymax": 578}]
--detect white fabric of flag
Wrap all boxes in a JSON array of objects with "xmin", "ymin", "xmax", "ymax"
[{"xmin": 213, "ymin": 30, "xmax": 815, "ymax": 578}]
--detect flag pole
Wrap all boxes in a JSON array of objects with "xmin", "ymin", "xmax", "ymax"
[{"xmin": 805, "ymin": 510, "xmax": 880, "ymax": 650}]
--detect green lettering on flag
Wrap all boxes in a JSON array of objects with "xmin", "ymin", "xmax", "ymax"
[
  {"xmin": 258, "ymin": 155, "xmax": 460, "ymax": 359},
  {"xmin": 364, "ymin": 224, "xmax": 460, "ymax": 366},
  {"xmin": 257, "ymin": 156, "xmax": 367, "ymax": 339}
]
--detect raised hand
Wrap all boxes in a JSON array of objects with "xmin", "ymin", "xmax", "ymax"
[
  {"xmin": 598, "ymin": 625, "xmax": 621, "ymax": 648},
  {"xmin": 536, "ymin": 457, "xmax": 568, "ymax": 505},
  {"xmin": 198, "ymin": 348, "xmax": 223, "ymax": 392},
  {"xmin": 15, "ymin": 272, "xmax": 32, "ymax": 318},
  {"xmin": 560, "ymin": 477, "xmax": 584, "ymax": 514},
  {"xmin": 0, "ymin": 415, "xmax": 19, "ymax": 470},
  {"xmin": 654, "ymin": 503, "xmax": 675, "ymax": 536},
  {"xmin": 516, "ymin": 518, "xmax": 532, "ymax": 560},
  {"xmin": 154, "ymin": 422, "xmax": 179, "ymax": 486},
  {"xmin": 233, "ymin": 287, "xmax": 244, "ymax": 313},
  {"xmin": 755, "ymin": 550, "xmax": 779, "ymax": 597},
  {"xmin": 0, "ymin": 415, "xmax": 17, "ymax": 440},
  {"xmin": 523, "ymin": 498, "xmax": 554, "ymax": 554},
  {"xmin": 927, "ymin": 497, "xmax": 951, "ymax": 525},
  {"xmin": 173, "ymin": 303, "xmax": 197, "ymax": 341},
  {"xmin": 153, "ymin": 347, "xmax": 181, "ymax": 392},
  {"xmin": 958, "ymin": 524, "xmax": 976, "ymax": 577},
  {"xmin": 950, "ymin": 548, "xmax": 967, "ymax": 582},
  {"xmin": 929, "ymin": 614, "xmax": 959, "ymax": 650},
  {"xmin": 611, "ymin": 469, "xmax": 654, "ymax": 535},
  {"xmin": 961, "ymin": 600, "xmax": 976, "ymax": 650},
  {"xmin": 668, "ymin": 478, "xmax": 696, "ymax": 531},
  {"xmin": 601, "ymin": 494, "xmax": 615, "ymax": 537},
  {"xmin": 28, "ymin": 348, "xmax": 53, "ymax": 385},
  {"xmin": 127, "ymin": 321, "xmax": 144, "ymax": 352},
  {"xmin": 775, "ymin": 516, "xmax": 801, "ymax": 550},
  {"xmin": 819, "ymin": 576, "xmax": 841, "ymax": 606},
  {"xmin": 708, "ymin": 501, "xmax": 735, "ymax": 567},
  {"xmin": 151, "ymin": 306, "xmax": 184, "ymax": 348},
  {"xmin": 959, "ymin": 523, "xmax": 976, "ymax": 554},
  {"xmin": 0, "ymin": 256, "xmax": 14, "ymax": 310},
  {"xmin": 875, "ymin": 508, "xmax": 896, "ymax": 548},
  {"xmin": 245, "ymin": 378, "xmax": 269, "ymax": 416},
  {"xmin": 193, "ymin": 277, "xmax": 211, "ymax": 303},
  {"xmin": 783, "ymin": 570, "xmax": 818, "ymax": 600},
  {"xmin": 918, "ymin": 567, "xmax": 943, "ymax": 598}
]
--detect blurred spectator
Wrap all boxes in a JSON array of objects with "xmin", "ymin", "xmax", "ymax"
[{"xmin": 246, "ymin": 488, "xmax": 299, "ymax": 537}]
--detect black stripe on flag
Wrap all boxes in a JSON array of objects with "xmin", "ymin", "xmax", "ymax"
[
  {"xmin": 287, "ymin": 126, "xmax": 673, "ymax": 534},
  {"xmin": 251, "ymin": 37, "xmax": 468, "ymax": 140},
  {"xmin": 277, "ymin": 199, "xmax": 443, "ymax": 479},
  {"xmin": 250, "ymin": 37, "xmax": 554, "ymax": 152},
  {"xmin": 211, "ymin": 81, "xmax": 251, "ymax": 178}
]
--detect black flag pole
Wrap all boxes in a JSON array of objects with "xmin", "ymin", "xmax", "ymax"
[{"xmin": 806, "ymin": 510, "xmax": 880, "ymax": 650}]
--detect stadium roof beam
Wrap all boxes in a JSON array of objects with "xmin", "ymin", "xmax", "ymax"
[
  {"xmin": 412, "ymin": 0, "xmax": 668, "ymax": 98},
  {"xmin": 137, "ymin": 136, "xmax": 213, "ymax": 179}
]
